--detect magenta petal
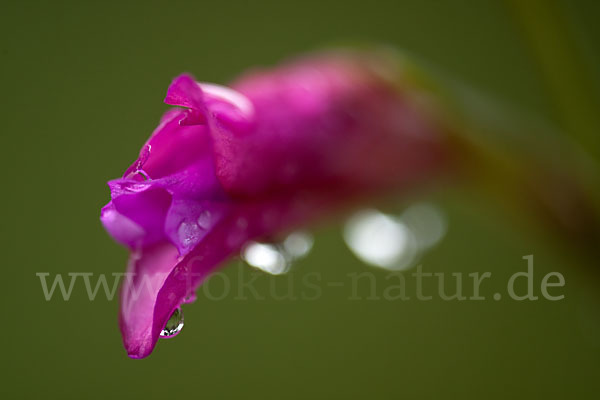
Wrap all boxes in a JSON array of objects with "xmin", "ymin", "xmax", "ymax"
[
  {"xmin": 119, "ymin": 242, "xmax": 180, "ymax": 359},
  {"xmin": 197, "ymin": 82, "xmax": 255, "ymax": 133},
  {"xmin": 164, "ymin": 198, "xmax": 230, "ymax": 255},
  {"xmin": 131, "ymin": 111, "xmax": 210, "ymax": 180},
  {"xmin": 105, "ymin": 158, "xmax": 230, "ymax": 254},
  {"xmin": 123, "ymin": 192, "xmax": 336, "ymax": 359},
  {"xmin": 164, "ymin": 74, "xmax": 206, "ymax": 111},
  {"xmin": 100, "ymin": 202, "xmax": 145, "ymax": 248},
  {"xmin": 165, "ymin": 74, "xmax": 255, "ymax": 134},
  {"xmin": 213, "ymin": 52, "xmax": 444, "ymax": 198},
  {"xmin": 111, "ymin": 186, "xmax": 172, "ymax": 247}
]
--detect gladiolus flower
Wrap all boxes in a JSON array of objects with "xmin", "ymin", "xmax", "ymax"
[{"xmin": 101, "ymin": 49, "xmax": 450, "ymax": 358}]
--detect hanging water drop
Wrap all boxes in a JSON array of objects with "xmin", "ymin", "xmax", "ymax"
[{"xmin": 160, "ymin": 308, "xmax": 184, "ymax": 339}]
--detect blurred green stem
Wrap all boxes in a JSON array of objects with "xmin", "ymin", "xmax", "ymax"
[
  {"xmin": 506, "ymin": 0, "xmax": 600, "ymax": 161},
  {"xmin": 384, "ymin": 42, "xmax": 600, "ymax": 263}
]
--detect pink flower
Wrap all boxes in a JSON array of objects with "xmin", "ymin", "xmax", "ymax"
[{"xmin": 100, "ymin": 49, "xmax": 449, "ymax": 358}]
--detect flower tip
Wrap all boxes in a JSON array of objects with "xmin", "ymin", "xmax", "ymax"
[
  {"xmin": 100, "ymin": 203, "xmax": 145, "ymax": 248},
  {"xmin": 126, "ymin": 349, "xmax": 151, "ymax": 360},
  {"xmin": 164, "ymin": 73, "xmax": 204, "ymax": 109},
  {"xmin": 122, "ymin": 331, "xmax": 157, "ymax": 360}
]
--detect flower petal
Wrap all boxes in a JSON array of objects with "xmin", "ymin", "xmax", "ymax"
[
  {"xmin": 109, "ymin": 185, "xmax": 172, "ymax": 247},
  {"xmin": 100, "ymin": 202, "xmax": 145, "ymax": 248},
  {"xmin": 124, "ymin": 110, "xmax": 210, "ymax": 180},
  {"xmin": 119, "ymin": 242, "xmax": 180, "ymax": 359},
  {"xmin": 123, "ymin": 191, "xmax": 339, "ymax": 359},
  {"xmin": 213, "ymin": 51, "xmax": 446, "ymax": 198},
  {"xmin": 165, "ymin": 74, "xmax": 254, "ymax": 133},
  {"xmin": 164, "ymin": 74, "xmax": 206, "ymax": 111}
]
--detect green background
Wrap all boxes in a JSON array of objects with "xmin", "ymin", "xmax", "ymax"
[{"xmin": 2, "ymin": 0, "xmax": 599, "ymax": 398}]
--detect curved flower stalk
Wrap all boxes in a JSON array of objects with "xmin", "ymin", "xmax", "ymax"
[{"xmin": 101, "ymin": 48, "xmax": 599, "ymax": 358}]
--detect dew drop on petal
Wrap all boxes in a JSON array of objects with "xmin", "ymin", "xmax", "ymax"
[
  {"xmin": 183, "ymin": 292, "xmax": 197, "ymax": 304},
  {"xmin": 160, "ymin": 308, "xmax": 184, "ymax": 339},
  {"xmin": 178, "ymin": 221, "xmax": 202, "ymax": 248},
  {"xmin": 135, "ymin": 169, "xmax": 151, "ymax": 181},
  {"xmin": 196, "ymin": 210, "xmax": 212, "ymax": 229}
]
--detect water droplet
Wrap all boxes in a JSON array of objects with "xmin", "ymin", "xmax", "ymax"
[
  {"xmin": 135, "ymin": 169, "xmax": 151, "ymax": 181},
  {"xmin": 183, "ymin": 293, "xmax": 197, "ymax": 304},
  {"xmin": 282, "ymin": 231, "xmax": 314, "ymax": 259},
  {"xmin": 178, "ymin": 221, "xmax": 202, "ymax": 248},
  {"xmin": 343, "ymin": 209, "xmax": 417, "ymax": 270},
  {"xmin": 242, "ymin": 242, "xmax": 290, "ymax": 275},
  {"xmin": 241, "ymin": 231, "xmax": 314, "ymax": 275},
  {"xmin": 401, "ymin": 203, "xmax": 447, "ymax": 250},
  {"xmin": 160, "ymin": 308, "xmax": 184, "ymax": 339},
  {"xmin": 197, "ymin": 210, "xmax": 212, "ymax": 229}
]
